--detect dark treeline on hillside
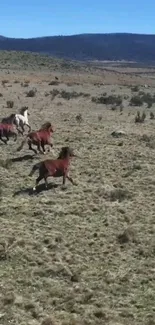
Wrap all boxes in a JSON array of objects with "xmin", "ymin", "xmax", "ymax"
[{"xmin": 0, "ymin": 33, "xmax": 155, "ymax": 63}]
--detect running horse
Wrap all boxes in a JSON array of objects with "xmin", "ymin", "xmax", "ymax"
[
  {"xmin": 1, "ymin": 107, "xmax": 31, "ymax": 135},
  {"xmin": 13, "ymin": 106, "xmax": 31, "ymax": 135},
  {"xmin": 1, "ymin": 113, "xmax": 16, "ymax": 125},
  {"xmin": 0, "ymin": 123, "xmax": 17, "ymax": 144},
  {"xmin": 29, "ymin": 146, "xmax": 78, "ymax": 191},
  {"xmin": 17, "ymin": 122, "xmax": 54, "ymax": 154}
]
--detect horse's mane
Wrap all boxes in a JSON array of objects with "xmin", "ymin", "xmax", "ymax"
[
  {"xmin": 19, "ymin": 106, "xmax": 28, "ymax": 115},
  {"xmin": 39, "ymin": 122, "xmax": 52, "ymax": 130},
  {"xmin": 58, "ymin": 146, "xmax": 74, "ymax": 159}
]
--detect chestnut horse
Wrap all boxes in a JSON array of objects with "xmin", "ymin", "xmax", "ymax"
[
  {"xmin": 17, "ymin": 122, "xmax": 54, "ymax": 154},
  {"xmin": 0, "ymin": 123, "xmax": 17, "ymax": 144},
  {"xmin": 29, "ymin": 146, "xmax": 77, "ymax": 191}
]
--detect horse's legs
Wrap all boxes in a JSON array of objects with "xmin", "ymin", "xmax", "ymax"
[
  {"xmin": 63, "ymin": 173, "xmax": 76, "ymax": 186},
  {"xmin": 44, "ymin": 176, "xmax": 49, "ymax": 189},
  {"xmin": 13, "ymin": 133, "xmax": 17, "ymax": 142},
  {"xmin": 16, "ymin": 127, "xmax": 23, "ymax": 135},
  {"xmin": 28, "ymin": 140, "xmax": 38, "ymax": 154},
  {"xmin": 41, "ymin": 142, "xmax": 46, "ymax": 154},
  {"xmin": 66, "ymin": 175, "xmax": 77, "ymax": 185},
  {"xmin": 17, "ymin": 121, "xmax": 25, "ymax": 135},
  {"xmin": 48, "ymin": 144, "xmax": 53, "ymax": 152},
  {"xmin": 62, "ymin": 175, "xmax": 66, "ymax": 185},
  {"xmin": 6, "ymin": 134, "xmax": 10, "ymax": 142},
  {"xmin": 33, "ymin": 175, "xmax": 44, "ymax": 191},
  {"xmin": 21, "ymin": 125, "xmax": 25, "ymax": 135},
  {"xmin": 26, "ymin": 123, "xmax": 31, "ymax": 132},
  {"xmin": 37, "ymin": 142, "xmax": 44, "ymax": 154},
  {"xmin": 47, "ymin": 140, "xmax": 53, "ymax": 152},
  {"xmin": 0, "ymin": 135, "xmax": 8, "ymax": 144},
  {"xmin": 14, "ymin": 120, "xmax": 23, "ymax": 135}
]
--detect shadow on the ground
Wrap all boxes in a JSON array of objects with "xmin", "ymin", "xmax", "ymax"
[
  {"xmin": 13, "ymin": 182, "xmax": 59, "ymax": 196},
  {"xmin": 11, "ymin": 154, "xmax": 36, "ymax": 163}
]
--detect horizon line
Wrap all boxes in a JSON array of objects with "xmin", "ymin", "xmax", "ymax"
[{"xmin": 1, "ymin": 31, "xmax": 155, "ymax": 40}]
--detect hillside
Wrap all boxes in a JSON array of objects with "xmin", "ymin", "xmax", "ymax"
[{"xmin": 0, "ymin": 33, "xmax": 155, "ymax": 63}]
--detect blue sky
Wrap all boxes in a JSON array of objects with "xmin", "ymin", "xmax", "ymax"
[{"xmin": 1, "ymin": 0, "xmax": 155, "ymax": 38}]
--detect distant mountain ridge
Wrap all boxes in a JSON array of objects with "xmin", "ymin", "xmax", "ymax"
[{"xmin": 0, "ymin": 33, "xmax": 155, "ymax": 62}]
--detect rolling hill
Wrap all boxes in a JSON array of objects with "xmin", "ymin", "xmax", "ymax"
[{"xmin": 0, "ymin": 33, "xmax": 155, "ymax": 63}]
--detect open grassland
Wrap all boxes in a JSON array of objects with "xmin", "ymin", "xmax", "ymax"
[{"xmin": 1, "ymin": 51, "xmax": 155, "ymax": 325}]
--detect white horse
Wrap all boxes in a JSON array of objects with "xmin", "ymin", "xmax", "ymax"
[
  {"xmin": 1, "ymin": 106, "xmax": 31, "ymax": 135},
  {"xmin": 13, "ymin": 107, "xmax": 31, "ymax": 135}
]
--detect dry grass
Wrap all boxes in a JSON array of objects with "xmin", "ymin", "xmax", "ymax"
[{"xmin": 0, "ymin": 51, "xmax": 155, "ymax": 325}]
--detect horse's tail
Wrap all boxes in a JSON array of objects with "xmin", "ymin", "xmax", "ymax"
[
  {"xmin": 29, "ymin": 162, "xmax": 42, "ymax": 177},
  {"xmin": 17, "ymin": 135, "xmax": 28, "ymax": 151}
]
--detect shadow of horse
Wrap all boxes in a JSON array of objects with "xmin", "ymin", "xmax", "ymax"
[
  {"xmin": 13, "ymin": 182, "xmax": 59, "ymax": 197},
  {"xmin": 11, "ymin": 154, "xmax": 36, "ymax": 163}
]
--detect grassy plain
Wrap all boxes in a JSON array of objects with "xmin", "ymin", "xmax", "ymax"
[{"xmin": 0, "ymin": 51, "xmax": 155, "ymax": 325}]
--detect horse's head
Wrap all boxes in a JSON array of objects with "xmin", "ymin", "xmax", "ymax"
[
  {"xmin": 10, "ymin": 114, "xmax": 16, "ymax": 123},
  {"xmin": 1, "ymin": 114, "xmax": 15, "ymax": 125},
  {"xmin": 49, "ymin": 125, "xmax": 54, "ymax": 133},
  {"xmin": 58, "ymin": 146, "xmax": 77, "ymax": 159},
  {"xmin": 40, "ymin": 122, "xmax": 54, "ymax": 133},
  {"xmin": 19, "ymin": 106, "xmax": 29, "ymax": 116}
]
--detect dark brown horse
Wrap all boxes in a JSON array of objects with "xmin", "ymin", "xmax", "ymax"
[
  {"xmin": 0, "ymin": 123, "xmax": 17, "ymax": 144},
  {"xmin": 29, "ymin": 146, "xmax": 77, "ymax": 191},
  {"xmin": 17, "ymin": 122, "xmax": 54, "ymax": 154},
  {"xmin": 1, "ymin": 113, "xmax": 16, "ymax": 125}
]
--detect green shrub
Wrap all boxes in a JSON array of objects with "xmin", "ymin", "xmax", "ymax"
[
  {"xmin": 6, "ymin": 100, "xmax": 14, "ymax": 108},
  {"xmin": 130, "ymin": 92, "xmax": 155, "ymax": 107},
  {"xmin": 131, "ymin": 85, "xmax": 139, "ymax": 92},
  {"xmin": 135, "ymin": 111, "xmax": 146, "ymax": 123},
  {"xmin": 130, "ymin": 96, "xmax": 143, "ymax": 106},
  {"xmin": 26, "ymin": 89, "xmax": 36, "ymax": 97},
  {"xmin": 48, "ymin": 81, "xmax": 59, "ymax": 86},
  {"xmin": 92, "ymin": 94, "xmax": 122, "ymax": 106},
  {"xmin": 150, "ymin": 112, "xmax": 155, "ymax": 119},
  {"xmin": 50, "ymin": 89, "xmax": 89, "ymax": 100}
]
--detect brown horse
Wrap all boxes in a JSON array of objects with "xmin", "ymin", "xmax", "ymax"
[
  {"xmin": 17, "ymin": 122, "xmax": 54, "ymax": 154},
  {"xmin": 0, "ymin": 123, "xmax": 17, "ymax": 144},
  {"xmin": 1, "ymin": 113, "xmax": 16, "ymax": 125},
  {"xmin": 29, "ymin": 146, "xmax": 77, "ymax": 191}
]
